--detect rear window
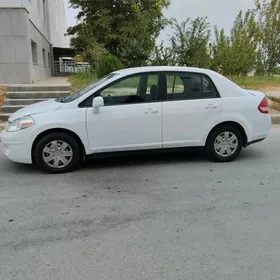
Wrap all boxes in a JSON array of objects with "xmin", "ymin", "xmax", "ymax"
[{"xmin": 166, "ymin": 72, "xmax": 220, "ymax": 101}]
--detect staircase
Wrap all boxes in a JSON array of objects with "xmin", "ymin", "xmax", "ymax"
[{"xmin": 0, "ymin": 85, "xmax": 70, "ymax": 122}]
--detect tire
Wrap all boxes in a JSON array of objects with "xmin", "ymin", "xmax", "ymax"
[
  {"xmin": 205, "ymin": 125, "xmax": 243, "ymax": 162},
  {"xmin": 34, "ymin": 132, "xmax": 82, "ymax": 173}
]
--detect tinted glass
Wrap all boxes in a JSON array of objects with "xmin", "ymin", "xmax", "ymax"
[
  {"xmin": 99, "ymin": 73, "xmax": 159, "ymax": 106},
  {"xmin": 166, "ymin": 72, "xmax": 219, "ymax": 100},
  {"xmin": 202, "ymin": 75, "xmax": 219, "ymax": 98},
  {"xmin": 166, "ymin": 73, "xmax": 203, "ymax": 100}
]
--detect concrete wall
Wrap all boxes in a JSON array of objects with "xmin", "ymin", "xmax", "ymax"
[
  {"xmin": 27, "ymin": 0, "xmax": 50, "ymax": 43},
  {"xmin": 0, "ymin": 8, "xmax": 31, "ymax": 84},
  {"xmin": 0, "ymin": 0, "xmax": 29, "ymax": 8},
  {"xmin": 0, "ymin": 0, "xmax": 68, "ymax": 48},
  {"xmin": 0, "ymin": 0, "xmax": 68, "ymax": 84},
  {"xmin": 28, "ymin": 22, "xmax": 52, "ymax": 83},
  {"xmin": 48, "ymin": 0, "xmax": 69, "ymax": 47},
  {"xmin": 0, "ymin": 8, "xmax": 52, "ymax": 84}
]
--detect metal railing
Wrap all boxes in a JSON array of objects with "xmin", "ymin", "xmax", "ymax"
[{"xmin": 53, "ymin": 60, "xmax": 92, "ymax": 76}]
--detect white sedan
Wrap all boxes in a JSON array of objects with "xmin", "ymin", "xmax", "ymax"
[{"xmin": 0, "ymin": 66, "xmax": 271, "ymax": 173}]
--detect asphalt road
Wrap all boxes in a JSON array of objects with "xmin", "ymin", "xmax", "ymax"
[{"xmin": 1, "ymin": 128, "xmax": 280, "ymax": 280}]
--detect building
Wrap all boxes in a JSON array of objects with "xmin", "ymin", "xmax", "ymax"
[{"xmin": 0, "ymin": 0, "xmax": 70, "ymax": 84}]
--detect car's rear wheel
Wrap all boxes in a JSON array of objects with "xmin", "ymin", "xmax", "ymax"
[
  {"xmin": 206, "ymin": 125, "xmax": 243, "ymax": 162},
  {"xmin": 34, "ymin": 132, "xmax": 81, "ymax": 173}
]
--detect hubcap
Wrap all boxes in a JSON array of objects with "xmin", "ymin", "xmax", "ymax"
[
  {"xmin": 42, "ymin": 140, "xmax": 73, "ymax": 169},
  {"xmin": 214, "ymin": 132, "xmax": 238, "ymax": 157}
]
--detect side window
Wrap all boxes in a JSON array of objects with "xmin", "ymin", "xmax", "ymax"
[
  {"xmin": 99, "ymin": 73, "xmax": 159, "ymax": 106},
  {"xmin": 166, "ymin": 72, "xmax": 203, "ymax": 100},
  {"xmin": 202, "ymin": 75, "xmax": 219, "ymax": 98},
  {"xmin": 166, "ymin": 75, "xmax": 184, "ymax": 95},
  {"xmin": 166, "ymin": 72, "xmax": 219, "ymax": 101}
]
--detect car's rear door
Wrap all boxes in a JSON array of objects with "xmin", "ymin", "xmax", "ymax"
[{"xmin": 162, "ymin": 71, "xmax": 222, "ymax": 148}]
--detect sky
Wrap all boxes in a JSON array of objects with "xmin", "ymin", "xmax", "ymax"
[{"xmin": 65, "ymin": 0, "xmax": 256, "ymax": 42}]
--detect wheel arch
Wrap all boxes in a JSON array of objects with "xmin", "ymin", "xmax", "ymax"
[
  {"xmin": 205, "ymin": 121, "xmax": 248, "ymax": 147},
  {"xmin": 31, "ymin": 128, "xmax": 86, "ymax": 163}
]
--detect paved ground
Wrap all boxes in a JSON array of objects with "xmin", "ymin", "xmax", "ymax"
[{"xmin": 1, "ymin": 129, "xmax": 280, "ymax": 280}]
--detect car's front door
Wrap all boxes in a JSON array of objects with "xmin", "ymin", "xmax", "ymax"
[
  {"xmin": 162, "ymin": 72, "xmax": 222, "ymax": 148},
  {"xmin": 85, "ymin": 72, "xmax": 162, "ymax": 153}
]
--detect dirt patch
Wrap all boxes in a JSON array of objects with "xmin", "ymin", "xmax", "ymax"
[
  {"xmin": 0, "ymin": 86, "xmax": 7, "ymax": 109},
  {"xmin": 270, "ymin": 101, "xmax": 280, "ymax": 112},
  {"xmin": 0, "ymin": 86, "xmax": 7, "ymax": 128},
  {"xmin": 264, "ymin": 88, "xmax": 280, "ymax": 98},
  {"xmin": 269, "ymin": 108, "xmax": 280, "ymax": 114}
]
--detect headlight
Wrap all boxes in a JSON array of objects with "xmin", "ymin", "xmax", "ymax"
[{"xmin": 6, "ymin": 116, "xmax": 35, "ymax": 132}]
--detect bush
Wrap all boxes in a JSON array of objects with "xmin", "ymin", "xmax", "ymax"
[{"xmin": 96, "ymin": 55, "xmax": 123, "ymax": 78}]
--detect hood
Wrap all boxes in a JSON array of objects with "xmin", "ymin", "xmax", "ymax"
[{"xmin": 8, "ymin": 99, "xmax": 63, "ymax": 122}]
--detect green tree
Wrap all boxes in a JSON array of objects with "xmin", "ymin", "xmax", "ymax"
[
  {"xmin": 68, "ymin": 0, "xmax": 170, "ymax": 67},
  {"xmin": 210, "ymin": 10, "xmax": 258, "ymax": 76},
  {"xmin": 169, "ymin": 17, "xmax": 211, "ymax": 68},
  {"xmin": 96, "ymin": 55, "xmax": 123, "ymax": 78},
  {"xmin": 70, "ymin": 25, "xmax": 107, "ymax": 69},
  {"xmin": 210, "ymin": 27, "xmax": 231, "ymax": 74},
  {"xmin": 255, "ymin": 0, "xmax": 280, "ymax": 75},
  {"xmin": 149, "ymin": 41, "xmax": 176, "ymax": 66}
]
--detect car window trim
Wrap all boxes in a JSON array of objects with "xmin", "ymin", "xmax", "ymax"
[
  {"xmin": 78, "ymin": 71, "xmax": 163, "ymax": 108},
  {"xmin": 160, "ymin": 71, "xmax": 221, "ymax": 102}
]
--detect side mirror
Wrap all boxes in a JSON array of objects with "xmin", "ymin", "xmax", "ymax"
[{"xmin": 92, "ymin": 96, "xmax": 104, "ymax": 109}]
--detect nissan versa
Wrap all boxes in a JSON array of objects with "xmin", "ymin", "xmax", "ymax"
[{"xmin": 0, "ymin": 66, "xmax": 271, "ymax": 173}]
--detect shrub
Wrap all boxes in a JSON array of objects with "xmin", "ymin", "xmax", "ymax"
[{"xmin": 96, "ymin": 55, "xmax": 123, "ymax": 78}]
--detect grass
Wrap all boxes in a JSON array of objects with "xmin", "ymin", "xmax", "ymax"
[
  {"xmin": 68, "ymin": 72, "xmax": 97, "ymax": 92},
  {"xmin": 230, "ymin": 75, "xmax": 280, "ymax": 90}
]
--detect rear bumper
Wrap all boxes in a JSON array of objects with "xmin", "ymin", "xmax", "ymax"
[
  {"xmin": 245, "ymin": 137, "xmax": 266, "ymax": 147},
  {"xmin": 246, "ymin": 114, "xmax": 271, "ymax": 145}
]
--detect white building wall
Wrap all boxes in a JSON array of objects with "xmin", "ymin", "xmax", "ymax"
[
  {"xmin": 0, "ymin": 0, "xmax": 68, "ymax": 47},
  {"xmin": 48, "ymin": 0, "xmax": 69, "ymax": 47},
  {"xmin": 0, "ymin": 8, "xmax": 31, "ymax": 84},
  {"xmin": 0, "ymin": 0, "xmax": 69, "ymax": 83},
  {"xmin": 0, "ymin": 0, "xmax": 29, "ymax": 8}
]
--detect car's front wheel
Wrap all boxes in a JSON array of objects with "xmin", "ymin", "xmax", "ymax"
[
  {"xmin": 34, "ymin": 132, "xmax": 82, "ymax": 173},
  {"xmin": 206, "ymin": 125, "xmax": 243, "ymax": 162}
]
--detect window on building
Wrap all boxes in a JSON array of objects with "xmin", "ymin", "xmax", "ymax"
[
  {"xmin": 42, "ymin": 49, "xmax": 46, "ymax": 67},
  {"xmin": 43, "ymin": 0, "xmax": 46, "ymax": 25},
  {"xmin": 48, "ymin": 53, "xmax": 51, "ymax": 68},
  {"xmin": 31, "ymin": 40, "xmax": 38, "ymax": 64}
]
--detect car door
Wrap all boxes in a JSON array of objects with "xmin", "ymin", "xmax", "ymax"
[
  {"xmin": 85, "ymin": 72, "xmax": 162, "ymax": 153},
  {"xmin": 162, "ymin": 72, "xmax": 222, "ymax": 148}
]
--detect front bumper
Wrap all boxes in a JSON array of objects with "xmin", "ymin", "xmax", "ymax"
[{"xmin": 0, "ymin": 128, "xmax": 33, "ymax": 164}]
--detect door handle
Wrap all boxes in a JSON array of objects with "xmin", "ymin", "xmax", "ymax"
[
  {"xmin": 145, "ymin": 108, "xmax": 159, "ymax": 114},
  {"xmin": 205, "ymin": 104, "xmax": 218, "ymax": 109}
]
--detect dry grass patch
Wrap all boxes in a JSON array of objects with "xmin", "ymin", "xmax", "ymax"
[
  {"xmin": 0, "ymin": 86, "xmax": 7, "ymax": 108},
  {"xmin": 267, "ymin": 95, "xmax": 280, "ymax": 113},
  {"xmin": 270, "ymin": 101, "xmax": 280, "ymax": 112}
]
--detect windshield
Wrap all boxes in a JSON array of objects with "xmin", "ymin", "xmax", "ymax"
[{"xmin": 56, "ymin": 73, "xmax": 119, "ymax": 103}]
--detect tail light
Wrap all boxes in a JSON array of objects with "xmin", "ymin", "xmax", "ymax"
[{"xmin": 258, "ymin": 97, "xmax": 269, "ymax": 114}]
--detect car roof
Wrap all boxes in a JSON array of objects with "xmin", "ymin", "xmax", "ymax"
[{"xmin": 113, "ymin": 66, "xmax": 215, "ymax": 76}]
